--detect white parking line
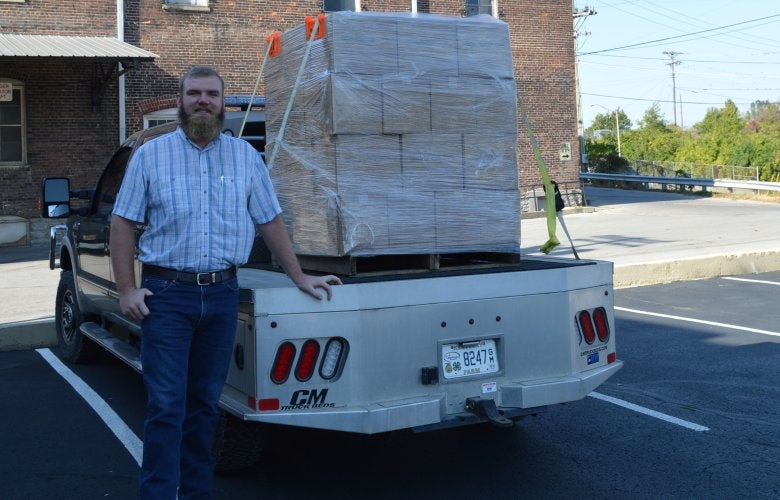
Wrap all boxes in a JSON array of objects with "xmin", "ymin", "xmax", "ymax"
[
  {"xmin": 615, "ymin": 306, "xmax": 780, "ymax": 338},
  {"xmin": 36, "ymin": 348, "xmax": 142, "ymax": 466},
  {"xmin": 589, "ymin": 391, "xmax": 710, "ymax": 432},
  {"xmin": 722, "ymin": 276, "xmax": 780, "ymax": 286}
]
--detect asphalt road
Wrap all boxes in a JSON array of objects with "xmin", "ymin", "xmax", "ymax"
[{"xmin": 1, "ymin": 272, "xmax": 778, "ymax": 499}]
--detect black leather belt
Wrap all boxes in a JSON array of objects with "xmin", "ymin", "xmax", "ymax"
[{"xmin": 142, "ymin": 264, "xmax": 237, "ymax": 285}]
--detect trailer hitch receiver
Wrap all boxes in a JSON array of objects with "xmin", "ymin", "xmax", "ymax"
[{"xmin": 466, "ymin": 397, "xmax": 514, "ymax": 428}]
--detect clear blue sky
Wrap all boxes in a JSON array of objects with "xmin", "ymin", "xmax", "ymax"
[{"xmin": 575, "ymin": 0, "xmax": 780, "ymax": 131}]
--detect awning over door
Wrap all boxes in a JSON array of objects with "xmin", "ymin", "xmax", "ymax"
[{"xmin": 0, "ymin": 34, "xmax": 157, "ymax": 60}]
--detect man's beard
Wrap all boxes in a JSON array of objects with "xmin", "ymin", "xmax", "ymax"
[{"xmin": 179, "ymin": 105, "xmax": 225, "ymax": 144}]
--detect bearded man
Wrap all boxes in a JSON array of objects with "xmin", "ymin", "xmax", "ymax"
[{"xmin": 110, "ymin": 65, "xmax": 341, "ymax": 499}]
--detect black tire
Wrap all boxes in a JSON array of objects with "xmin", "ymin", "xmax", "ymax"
[
  {"xmin": 212, "ymin": 410, "xmax": 266, "ymax": 472},
  {"xmin": 55, "ymin": 271, "xmax": 100, "ymax": 363}
]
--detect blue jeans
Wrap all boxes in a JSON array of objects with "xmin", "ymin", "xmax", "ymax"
[{"xmin": 139, "ymin": 276, "xmax": 239, "ymax": 500}]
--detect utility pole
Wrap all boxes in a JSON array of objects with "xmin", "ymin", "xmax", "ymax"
[
  {"xmin": 615, "ymin": 107, "xmax": 621, "ymax": 157},
  {"xmin": 663, "ymin": 51, "xmax": 682, "ymax": 127},
  {"xmin": 573, "ymin": 5, "xmax": 597, "ymax": 169}
]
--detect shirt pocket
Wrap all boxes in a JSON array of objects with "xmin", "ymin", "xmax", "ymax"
[{"xmin": 153, "ymin": 176, "xmax": 198, "ymax": 214}]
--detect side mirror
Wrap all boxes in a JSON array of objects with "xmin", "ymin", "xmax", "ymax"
[{"xmin": 41, "ymin": 177, "xmax": 71, "ymax": 218}]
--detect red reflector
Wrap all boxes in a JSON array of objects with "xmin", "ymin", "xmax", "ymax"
[
  {"xmin": 593, "ymin": 307, "xmax": 610, "ymax": 342},
  {"xmin": 258, "ymin": 398, "xmax": 280, "ymax": 411},
  {"xmin": 607, "ymin": 352, "xmax": 616, "ymax": 364},
  {"xmin": 578, "ymin": 310, "xmax": 596, "ymax": 344},
  {"xmin": 271, "ymin": 342, "xmax": 296, "ymax": 384},
  {"xmin": 295, "ymin": 339, "xmax": 321, "ymax": 382}
]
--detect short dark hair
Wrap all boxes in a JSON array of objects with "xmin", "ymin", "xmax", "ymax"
[{"xmin": 179, "ymin": 65, "xmax": 224, "ymax": 95}]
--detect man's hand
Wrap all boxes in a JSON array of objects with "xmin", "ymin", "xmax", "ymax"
[
  {"xmin": 296, "ymin": 274, "xmax": 342, "ymax": 300},
  {"xmin": 119, "ymin": 287, "xmax": 153, "ymax": 321}
]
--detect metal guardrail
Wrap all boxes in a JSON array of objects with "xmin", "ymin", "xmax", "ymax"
[{"xmin": 580, "ymin": 172, "xmax": 780, "ymax": 193}]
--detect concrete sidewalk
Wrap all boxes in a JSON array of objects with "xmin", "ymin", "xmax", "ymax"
[
  {"xmin": 522, "ymin": 187, "xmax": 780, "ymax": 287},
  {"xmin": 2, "ymin": 187, "xmax": 780, "ymax": 351}
]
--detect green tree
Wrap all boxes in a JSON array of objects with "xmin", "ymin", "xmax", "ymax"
[
  {"xmin": 693, "ymin": 100, "xmax": 745, "ymax": 165},
  {"xmin": 584, "ymin": 108, "xmax": 631, "ymax": 172},
  {"xmin": 621, "ymin": 104, "xmax": 682, "ymax": 161},
  {"xmin": 749, "ymin": 102, "xmax": 780, "ymax": 180},
  {"xmin": 584, "ymin": 99, "xmax": 780, "ymax": 182},
  {"xmin": 586, "ymin": 108, "xmax": 631, "ymax": 138}
]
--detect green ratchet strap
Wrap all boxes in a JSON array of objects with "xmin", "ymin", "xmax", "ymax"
[{"xmin": 518, "ymin": 98, "xmax": 560, "ymax": 254}]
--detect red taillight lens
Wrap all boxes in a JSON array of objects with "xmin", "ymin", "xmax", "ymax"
[
  {"xmin": 578, "ymin": 310, "xmax": 596, "ymax": 344},
  {"xmin": 271, "ymin": 342, "xmax": 296, "ymax": 384},
  {"xmin": 295, "ymin": 339, "xmax": 320, "ymax": 382},
  {"xmin": 593, "ymin": 307, "xmax": 610, "ymax": 342}
]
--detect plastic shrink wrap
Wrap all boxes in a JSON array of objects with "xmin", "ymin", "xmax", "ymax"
[{"xmin": 265, "ymin": 12, "xmax": 520, "ymax": 257}]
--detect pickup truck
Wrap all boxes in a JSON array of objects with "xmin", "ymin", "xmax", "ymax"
[{"xmin": 41, "ymin": 122, "xmax": 622, "ymax": 470}]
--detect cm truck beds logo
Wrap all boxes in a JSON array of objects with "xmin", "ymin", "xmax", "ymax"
[{"xmin": 281, "ymin": 389, "xmax": 335, "ymax": 410}]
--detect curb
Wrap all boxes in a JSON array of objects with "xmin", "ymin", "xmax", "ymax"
[
  {"xmin": 614, "ymin": 250, "xmax": 780, "ymax": 289},
  {"xmin": 0, "ymin": 318, "xmax": 57, "ymax": 352}
]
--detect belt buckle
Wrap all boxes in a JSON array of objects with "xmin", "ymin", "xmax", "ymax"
[{"xmin": 196, "ymin": 272, "xmax": 215, "ymax": 285}]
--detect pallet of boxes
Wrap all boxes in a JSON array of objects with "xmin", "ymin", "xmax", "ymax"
[{"xmin": 265, "ymin": 11, "xmax": 520, "ymax": 275}]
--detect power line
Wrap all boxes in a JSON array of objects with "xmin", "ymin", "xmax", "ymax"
[
  {"xmin": 578, "ymin": 13, "xmax": 780, "ymax": 56},
  {"xmin": 583, "ymin": 53, "xmax": 780, "ymax": 65},
  {"xmin": 581, "ymin": 92, "xmax": 770, "ymax": 106}
]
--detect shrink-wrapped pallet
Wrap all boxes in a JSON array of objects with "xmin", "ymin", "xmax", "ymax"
[{"xmin": 265, "ymin": 11, "xmax": 520, "ymax": 258}]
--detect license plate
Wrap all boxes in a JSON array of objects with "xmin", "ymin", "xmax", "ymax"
[{"xmin": 441, "ymin": 339, "xmax": 499, "ymax": 380}]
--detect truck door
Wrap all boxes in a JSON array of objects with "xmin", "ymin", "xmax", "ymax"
[{"xmin": 75, "ymin": 147, "xmax": 132, "ymax": 309}]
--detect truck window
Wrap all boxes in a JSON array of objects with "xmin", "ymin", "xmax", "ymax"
[{"xmin": 94, "ymin": 147, "xmax": 132, "ymax": 217}]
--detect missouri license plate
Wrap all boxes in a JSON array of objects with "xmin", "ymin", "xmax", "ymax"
[{"xmin": 441, "ymin": 339, "xmax": 499, "ymax": 380}]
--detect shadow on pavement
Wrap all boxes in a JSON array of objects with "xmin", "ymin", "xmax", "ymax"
[{"xmin": 0, "ymin": 244, "xmax": 50, "ymax": 265}]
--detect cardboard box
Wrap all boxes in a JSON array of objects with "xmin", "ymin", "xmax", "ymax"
[
  {"xmin": 401, "ymin": 133, "xmax": 463, "ymax": 191},
  {"xmin": 382, "ymin": 76, "xmax": 431, "ymax": 134},
  {"xmin": 328, "ymin": 73, "xmax": 383, "ymax": 135},
  {"xmin": 397, "ymin": 16, "xmax": 458, "ymax": 76},
  {"xmin": 327, "ymin": 13, "xmax": 399, "ymax": 75},
  {"xmin": 435, "ymin": 189, "xmax": 521, "ymax": 253},
  {"xmin": 457, "ymin": 17, "xmax": 514, "ymax": 79},
  {"xmin": 463, "ymin": 133, "xmax": 519, "ymax": 191},
  {"xmin": 430, "ymin": 76, "xmax": 517, "ymax": 133},
  {"xmin": 387, "ymin": 190, "xmax": 436, "ymax": 253},
  {"xmin": 335, "ymin": 134, "xmax": 402, "ymax": 192}
]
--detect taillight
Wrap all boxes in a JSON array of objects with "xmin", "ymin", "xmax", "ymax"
[
  {"xmin": 593, "ymin": 307, "xmax": 610, "ymax": 342},
  {"xmin": 295, "ymin": 339, "xmax": 320, "ymax": 381},
  {"xmin": 271, "ymin": 342, "xmax": 296, "ymax": 384},
  {"xmin": 270, "ymin": 338, "xmax": 349, "ymax": 384},
  {"xmin": 320, "ymin": 338, "xmax": 346, "ymax": 380},
  {"xmin": 578, "ymin": 310, "xmax": 596, "ymax": 344}
]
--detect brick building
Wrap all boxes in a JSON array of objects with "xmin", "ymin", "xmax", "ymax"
[{"xmin": 0, "ymin": 0, "xmax": 579, "ymax": 245}]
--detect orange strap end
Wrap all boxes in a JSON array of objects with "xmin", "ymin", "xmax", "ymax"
[
  {"xmin": 305, "ymin": 14, "xmax": 326, "ymax": 40},
  {"xmin": 265, "ymin": 31, "xmax": 281, "ymax": 58},
  {"xmin": 317, "ymin": 13, "xmax": 326, "ymax": 39}
]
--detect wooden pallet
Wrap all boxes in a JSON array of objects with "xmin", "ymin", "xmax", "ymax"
[{"xmin": 294, "ymin": 251, "xmax": 521, "ymax": 276}]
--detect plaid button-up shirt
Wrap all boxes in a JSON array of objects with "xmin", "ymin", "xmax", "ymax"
[{"xmin": 113, "ymin": 127, "xmax": 281, "ymax": 272}]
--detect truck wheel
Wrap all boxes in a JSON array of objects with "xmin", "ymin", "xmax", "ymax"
[
  {"xmin": 212, "ymin": 410, "xmax": 266, "ymax": 472},
  {"xmin": 56, "ymin": 271, "xmax": 99, "ymax": 363}
]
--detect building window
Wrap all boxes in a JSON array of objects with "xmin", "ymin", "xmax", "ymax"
[
  {"xmin": 323, "ymin": 0, "xmax": 361, "ymax": 12},
  {"xmin": 143, "ymin": 108, "xmax": 178, "ymax": 129},
  {"xmin": 162, "ymin": 0, "xmax": 210, "ymax": 12},
  {"xmin": 466, "ymin": 0, "xmax": 496, "ymax": 17},
  {"xmin": 0, "ymin": 80, "xmax": 25, "ymax": 165}
]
